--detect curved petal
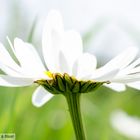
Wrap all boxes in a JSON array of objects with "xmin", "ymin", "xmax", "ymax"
[
  {"xmin": 104, "ymin": 83, "xmax": 126, "ymax": 92},
  {"xmin": 124, "ymin": 58, "xmax": 140, "ymax": 70},
  {"xmin": 14, "ymin": 38, "xmax": 45, "ymax": 77},
  {"xmin": 127, "ymin": 82, "xmax": 140, "ymax": 90},
  {"xmin": 0, "ymin": 75, "xmax": 33, "ymax": 87},
  {"xmin": 42, "ymin": 10, "xmax": 64, "ymax": 72},
  {"xmin": 32, "ymin": 86, "xmax": 54, "ymax": 107},
  {"xmin": 104, "ymin": 47, "xmax": 138, "ymax": 70},
  {"xmin": 0, "ymin": 43, "xmax": 22, "ymax": 77},
  {"xmin": 92, "ymin": 67, "xmax": 119, "ymax": 82},
  {"xmin": 72, "ymin": 53, "xmax": 97, "ymax": 80},
  {"xmin": 112, "ymin": 74, "xmax": 140, "ymax": 83},
  {"xmin": 42, "ymin": 11, "xmax": 83, "ymax": 74},
  {"xmin": 58, "ymin": 51, "xmax": 70, "ymax": 74},
  {"xmin": 0, "ymin": 43, "xmax": 20, "ymax": 69},
  {"xmin": 60, "ymin": 30, "xmax": 83, "ymax": 73},
  {"xmin": 0, "ymin": 62, "xmax": 22, "ymax": 77}
]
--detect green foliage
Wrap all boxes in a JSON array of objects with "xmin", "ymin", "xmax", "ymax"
[{"xmin": 0, "ymin": 86, "xmax": 139, "ymax": 140}]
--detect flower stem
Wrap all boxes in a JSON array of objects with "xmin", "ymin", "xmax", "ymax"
[{"xmin": 65, "ymin": 92, "xmax": 86, "ymax": 140}]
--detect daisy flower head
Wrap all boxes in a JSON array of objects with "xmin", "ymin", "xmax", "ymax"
[{"xmin": 0, "ymin": 10, "xmax": 140, "ymax": 107}]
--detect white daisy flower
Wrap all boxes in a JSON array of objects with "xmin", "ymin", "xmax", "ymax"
[
  {"xmin": 0, "ymin": 10, "xmax": 140, "ymax": 107},
  {"xmin": 111, "ymin": 110, "xmax": 140, "ymax": 139}
]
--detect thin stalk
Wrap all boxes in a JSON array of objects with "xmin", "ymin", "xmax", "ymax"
[{"xmin": 65, "ymin": 93, "xmax": 86, "ymax": 140}]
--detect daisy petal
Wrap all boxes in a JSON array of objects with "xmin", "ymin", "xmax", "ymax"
[
  {"xmin": 104, "ymin": 47, "xmax": 138, "ymax": 69},
  {"xmin": 42, "ymin": 10, "xmax": 64, "ymax": 72},
  {"xmin": 32, "ymin": 86, "xmax": 54, "ymax": 107},
  {"xmin": 112, "ymin": 74, "xmax": 140, "ymax": 83},
  {"xmin": 0, "ymin": 75, "xmax": 33, "ymax": 87},
  {"xmin": 124, "ymin": 58, "xmax": 140, "ymax": 70},
  {"xmin": 58, "ymin": 51, "xmax": 70, "ymax": 74},
  {"xmin": 114, "ymin": 79, "xmax": 140, "ymax": 83},
  {"xmin": 0, "ymin": 62, "xmax": 22, "ymax": 77},
  {"xmin": 104, "ymin": 83, "xmax": 126, "ymax": 92},
  {"xmin": 72, "ymin": 53, "xmax": 97, "ymax": 80},
  {"xmin": 0, "ymin": 43, "xmax": 20, "ymax": 70},
  {"xmin": 61, "ymin": 30, "xmax": 83, "ymax": 73},
  {"xmin": 14, "ymin": 38, "xmax": 45, "ymax": 77},
  {"xmin": 92, "ymin": 68, "xmax": 119, "ymax": 81},
  {"xmin": 127, "ymin": 82, "xmax": 140, "ymax": 90}
]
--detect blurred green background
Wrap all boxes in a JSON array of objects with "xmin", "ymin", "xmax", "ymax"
[
  {"xmin": 0, "ymin": 86, "xmax": 140, "ymax": 140},
  {"xmin": 1, "ymin": 0, "xmax": 140, "ymax": 140}
]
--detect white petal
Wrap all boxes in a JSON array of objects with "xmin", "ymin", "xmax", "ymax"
[
  {"xmin": 32, "ymin": 86, "xmax": 54, "ymax": 107},
  {"xmin": 14, "ymin": 38, "xmax": 45, "ymax": 77},
  {"xmin": 127, "ymin": 66, "xmax": 140, "ymax": 75},
  {"xmin": 42, "ymin": 11, "xmax": 83, "ymax": 74},
  {"xmin": 111, "ymin": 110, "xmax": 140, "ymax": 139},
  {"xmin": 0, "ymin": 62, "xmax": 22, "ymax": 77},
  {"xmin": 0, "ymin": 75, "xmax": 33, "ymax": 87},
  {"xmin": 72, "ymin": 53, "xmax": 97, "ymax": 80},
  {"xmin": 104, "ymin": 47, "xmax": 138, "ymax": 70},
  {"xmin": 104, "ymin": 83, "xmax": 126, "ymax": 92},
  {"xmin": 112, "ymin": 74, "xmax": 140, "ymax": 83},
  {"xmin": 60, "ymin": 30, "xmax": 83, "ymax": 73},
  {"xmin": 124, "ymin": 58, "xmax": 140, "ymax": 70},
  {"xmin": 42, "ymin": 10, "xmax": 64, "ymax": 72},
  {"xmin": 58, "ymin": 51, "xmax": 70, "ymax": 74},
  {"xmin": 119, "ymin": 62, "xmax": 140, "ymax": 77},
  {"xmin": 0, "ymin": 43, "xmax": 21, "ymax": 74},
  {"xmin": 127, "ymin": 81, "xmax": 140, "ymax": 90},
  {"xmin": 92, "ymin": 68, "xmax": 119, "ymax": 81}
]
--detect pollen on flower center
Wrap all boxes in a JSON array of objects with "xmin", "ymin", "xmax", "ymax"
[
  {"xmin": 36, "ymin": 73, "xmax": 105, "ymax": 95},
  {"xmin": 44, "ymin": 71, "xmax": 54, "ymax": 78}
]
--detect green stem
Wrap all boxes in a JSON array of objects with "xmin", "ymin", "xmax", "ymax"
[{"xmin": 65, "ymin": 93, "xmax": 86, "ymax": 140}]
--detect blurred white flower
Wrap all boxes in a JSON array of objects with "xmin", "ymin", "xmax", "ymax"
[
  {"xmin": 1, "ymin": 10, "xmax": 140, "ymax": 107},
  {"xmin": 0, "ymin": 0, "xmax": 9, "ymax": 41},
  {"xmin": 111, "ymin": 110, "xmax": 140, "ymax": 139},
  {"xmin": 2, "ymin": 0, "xmax": 140, "ymax": 59},
  {"xmin": 21, "ymin": 0, "xmax": 140, "ymax": 32},
  {"xmin": 86, "ymin": 22, "xmax": 137, "ymax": 60}
]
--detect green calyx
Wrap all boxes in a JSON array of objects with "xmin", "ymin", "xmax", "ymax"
[{"xmin": 35, "ymin": 73, "xmax": 104, "ymax": 95}]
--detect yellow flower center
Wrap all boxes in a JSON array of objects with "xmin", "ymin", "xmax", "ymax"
[{"xmin": 44, "ymin": 71, "xmax": 53, "ymax": 78}]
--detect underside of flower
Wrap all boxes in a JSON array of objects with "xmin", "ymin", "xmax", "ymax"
[{"xmin": 35, "ymin": 73, "xmax": 105, "ymax": 95}]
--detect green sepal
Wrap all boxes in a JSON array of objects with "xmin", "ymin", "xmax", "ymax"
[
  {"xmin": 72, "ymin": 82, "xmax": 80, "ymax": 93},
  {"xmin": 35, "ymin": 73, "xmax": 105, "ymax": 95},
  {"xmin": 80, "ymin": 81, "xmax": 92, "ymax": 93},
  {"xmin": 55, "ymin": 74, "xmax": 65, "ymax": 92}
]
